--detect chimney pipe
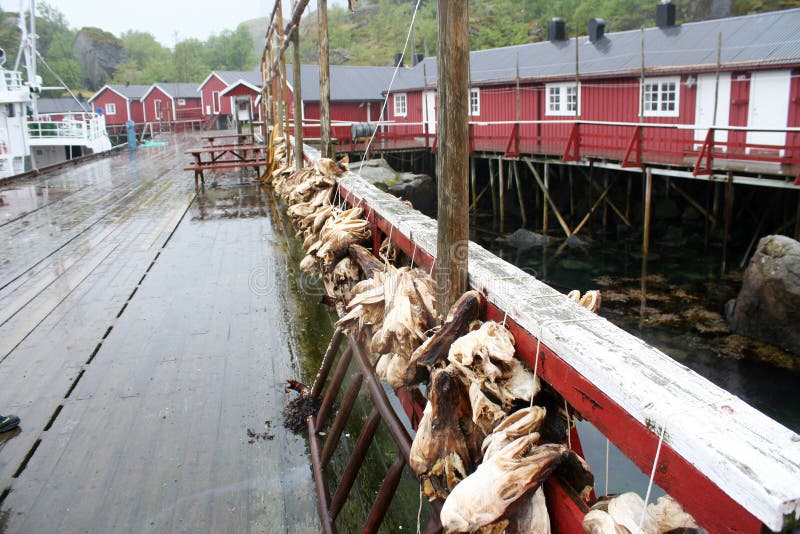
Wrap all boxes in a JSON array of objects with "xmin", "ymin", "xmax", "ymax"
[
  {"xmin": 412, "ymin": 53, "xmax": 424, "ymax": 66},
  {"xmin": 394, "ymin": 52, "xmax": 404, "ymax": 67},
  {"xmin": 588, "ymin": 18, "xmax": 605, "ymax": 42},
  {"xmin": 548, "ymin": 18, "xmax": 566, "ymax": 42},
  {"xmin": 657, "ymin": 1, "xmax": 676, "ymax": 28}
]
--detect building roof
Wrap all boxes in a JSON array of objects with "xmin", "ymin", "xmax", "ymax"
[
  {"xmin": 143, "ymin": 83, "xmax": 201, "ymax": 100},
  {"xmin": 88, "ymin": 84, "xmax": 150, "ymax": 103},
  {"xmin": 286, "ymin": 64, "xmax": 397, "ymax": 101},
  {"xmin": 37, "ymin": 97, "xmax": 89, "ymax": 114},
  {"xmin": 390, "ymin": 7, "xmax": 800, "ymax": 91},
  {"xmin": 214, "ymin": 70, "xmax": 263, "ymax": 86}
]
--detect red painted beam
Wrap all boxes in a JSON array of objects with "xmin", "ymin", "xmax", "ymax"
[{"xmin": 337, "ymin": 181, "xmax": 765, "ymax": 534}]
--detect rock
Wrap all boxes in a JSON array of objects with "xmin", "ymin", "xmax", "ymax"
[
  {"xmin": 501, "ymin": 228, "xmax": 550, "ymax": 249},
  {"xmin": 350, "ymin": 158, "xmax": 436, "ymax": 213},
  {"xmin": 565, "ymin": 234, "xmax": 587, "ymax": 248},
  {"xmin": 727, "ymin": 235, "xmax": 800, "ymax": 355},
  {"xmin": 73, "ymin": 27, "xmax": 127, "ymax": 90}
]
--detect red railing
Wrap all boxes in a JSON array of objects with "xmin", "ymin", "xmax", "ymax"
[{"xmin": 291, "ymin": 118, "xmax": 800, "ymax": 179}]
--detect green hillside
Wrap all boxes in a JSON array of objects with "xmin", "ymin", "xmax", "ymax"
[{"xmin": 269, "ymin": 0, "xmax": 800, "ymax": 65}]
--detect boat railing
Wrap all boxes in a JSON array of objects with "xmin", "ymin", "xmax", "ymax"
[
  {"xmin": 2, "ymin": 70, "xmax": 24, "ymax": 91},
  {"xmin": 28, "ymin": 112, "xmax": 108, "ymax": 142}
]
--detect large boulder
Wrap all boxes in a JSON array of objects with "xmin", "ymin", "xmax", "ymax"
[
  {"xmin": 726, "ymin": 235, "xmax": 800, "ymax": 355},
  {"xmin": 349, "ymin": 158, "xmax": 436, "ymax": 213},
  {"xmin": 73, "ymin": 27, "xmax": 127, "ymax": 90}
]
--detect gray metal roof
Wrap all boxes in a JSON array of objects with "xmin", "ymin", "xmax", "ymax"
[
  {"xmin": 215, "ymin": 70, "xmax": 263, "ymax": 86},
  {"xmin": 90, "ymin": 84, "xmax": 150, "ymax": 101},
  {"xmin": 391, "ymin": 8, "xmax": 800, "ymax": 91},
  {"xmin": 153, "ymin": 83, "xmax": 201, "ymax": 99},
  {"xmin": 37, "ymin": 97, "xmax": 89, "ymax": 114},
  {"xmin": 286, "ymin": 64, "xmax": 397, "ymax": 102}
]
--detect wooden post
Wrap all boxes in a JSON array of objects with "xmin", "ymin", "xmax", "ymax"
[
  {"xmin": 722, "ymin": 171, "xmax": 734, "ymax": 275},
  {"xmin": 542, "ymin": 161, "xmax": 550, "ymax": 234},
  {"xmin": 641, "ymin": 167, "xmax": 653, "ymax": 316},
  {"xmin": 568, "ymin": 166, "xmax": 574, "ymax": 220},
  {"xmin": 435, "ymin": 0, "xmax": 470, "ymax": 315},
  {"xmin": 514, "ymin": 160, "xmax": 527, "ymax": 227},
  {"xmin": 275, "ymin": 3, "xmax": 286, "ymax": 139},
  {"xmin": 318, "ymin": 0, "xmax": 332, "ymax": 158},
  {"xmin": 470, "ymin": 156, "xmax": 476, "ymax": 213},
  {"xmin": 499, "ymin": 158, "xmax": 505, "ymax": 232},
  {"xmin": 292, "ymin": 28, "xmax": 304, "ymax": 170},
  {"xmin": 489, "ymin": 157, "xmax": 498, "ymax": 223}
]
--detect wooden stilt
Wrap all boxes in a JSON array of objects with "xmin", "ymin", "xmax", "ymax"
[
  {"xmin": 499, "ymin": 158, "xmax": 505, "ymax": 232},
  {"xmin": 489, "ymin": 158, "xmax": 498, "ymax": 225},
  {"xmin": 602, "ymin": 173, "xmax": 609, "ymax": 232},
  {"xmin": 470, "ymin": 156, "xmax": 476, "ymax": 213},
  {"xmin": 569, "ymin": 166, "xmax": 574, "ymax": 220},
  {"xmin": 542, "ymin": 161, "xmax": 549, "ymax": 234},
  {"xmin": 626, "ymin": 175, "xmax": 632, "ymax": 220},
  {"xmin": 525, "ymin": 159, "xmax": 572, "ymax": 237},
  {"xmin": 514, "ymin": 160, "xmax": 527, "ymax": 227},
  {"xmin": 712, "ymin": 182, "xmax": 720, "ymax": 231},
  {"xmin": 318, "ymin": 0, "xmax": 332, "ymax": 158},
  {"xmin": 668, "ymin": 181, "xmax": 716, "ymax": 226},
  {"xmin": 722, "ymin": 172, "xmax": 733, "ymax": 275},
  {"xmin": 641, "ymin": 167, "xmax": 653, "ymax": 315},
  {"xmin": 292, "ymin": 28, "xmax": 304, "ymax": 170}
]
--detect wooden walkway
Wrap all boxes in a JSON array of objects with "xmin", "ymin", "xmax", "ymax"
[{"xmin": 0, "ymin": 135, "xmax": 318, "ymax": 532}]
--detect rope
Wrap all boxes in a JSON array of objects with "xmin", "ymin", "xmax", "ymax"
[
  {"xmin": 416, "ymin": 486, "xmax": 424, "ymax": 534},
  {"xmin": 639, "ymin": 425, "xmax": 666, "ymax": 532}
]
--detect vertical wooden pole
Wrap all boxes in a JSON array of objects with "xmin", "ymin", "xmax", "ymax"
[
  {"xmin": 514, "ymin": 160, "xmax": 527, "ymax": 227},
  {"xmin": 499, "ymin": 158, "xmax": 505, "ymax": 232},
  {"xmin": 641, "ymin": 167, "xmax": 653, "ymax": 315},
  {"xmin": 489, "ymin": 158, "xmax": 498, "ymax": 224},
  {"xmin": 625, "ymin": 175, "xmax": 632, "ymax": 220},
  {"xmin": 470, "ymin": 156, "xmax": 476, "ymax": 213},
  {"xmin": 602, "ymin": 173, "xmax": 608, "ymax": 231},
  {"xmin": 292, "ymin": 28, "xmax": 304, "ymax": 170},
  {"xmin": 318, "ymin": 0, "xmax": 332, "ymax": 158},
  {"xmin": 275, "ymin": 4, "xmax": 286, "ymax": 140},
  {"xmin": 542, "ymin": 161, "xmax": 550, "ymax": 234},
  {"xmin": 722, "ymin": 171, "xmax": 734, "ymax": 274},
  {"xmin": 436, "ymin": 0, "xmax": 470, "ymax": 315},
  {"xmin": 568, "ymin": 166, "xmax": 574, "ymax": 220}
]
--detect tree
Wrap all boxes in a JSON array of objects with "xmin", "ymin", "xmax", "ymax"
[
  {"xmin": 206, "ymin": 24, "xmax": 256, "ymax": 70},
  {"xmin": 173, "ymin": 38, "xmax": 209, "ymax": 82}
]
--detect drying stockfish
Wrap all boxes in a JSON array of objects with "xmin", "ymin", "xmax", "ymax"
[
  {"xmin": 554, "ymin": 448, "xmax": 595, "ymax": 501},
  {"xmin": 410, "ymin": 367, "xmax": 484, "ymax": 501},
  {"xmin": 440, "ymin": 437, "xmax": 568, "ymax": 533},
  {"xmin": 405, "ymin": 290, "xmax": 483, "ymax": 386},
  {"xmin": 379, "ymin": 236, "xmax": 401, "ymax": 264},
  {"xmin": 448, "ymin": 321, "xmax": 540, "ymax": 409},
  {"xmin": 567, "ymin": 289, "xmax": 603, "ymax": 314},
  {"xmin": 582, "ymin": 492, "xmax": 702, "ymax": 534},
  {"xmin": 488, "ymin": 487, "xmax": 550, "ymax": 534},
  {"xmin": 481, "ymin": 406, "xmax": 547, "ymax": 461},
  {"xmin": 312, "ymin": 208, "xmax": 371, "ymax": 269},
  {"xmin": 348, "ymin": 244, "xmax": 383, "ymax": 279},
  {"xmin": 370, "ymin": 266, "xmax": 438, "ymax": 360},
  {"xmin": 335, "ymin": 266, "xmax": 393, "ymax": 336},
  {"xmin": 323, "ymin": 256, "xmax": 361, "ymax": 300},
  {"xmin": 469, "ymin": 382, "xmax": 506, "ymax": 435}
]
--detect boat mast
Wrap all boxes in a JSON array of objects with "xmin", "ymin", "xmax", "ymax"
[{"xmin": 25, "ymin": 0, "xmax": 38, "ymax": 115}]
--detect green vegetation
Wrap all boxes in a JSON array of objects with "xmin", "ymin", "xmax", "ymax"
[{"xmin": 293, "ymin": 0, "xmax": 800, "ymax": 65}]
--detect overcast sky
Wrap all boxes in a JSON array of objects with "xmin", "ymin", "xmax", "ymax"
[{"xmin": 0, "ymin": 0, "xmax": 342, "ymax": 47}]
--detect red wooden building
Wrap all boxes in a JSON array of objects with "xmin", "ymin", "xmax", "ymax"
[
  {"xmin": 197, "ymin": 70, "xmax": 263, "ymax": 128},
  {"xmin": 219, "ymin": 79, "xmax": 262, "ymax": 125},
  {"xmin": 282, "ymin": 64, "xmax": 396, "ymax": 139},
  {"xmin": 87, "ymin": 84, "xmax": 148, "ymax": 126},
  {"xmin": 141, "ymin": 83, "xmax": 203, "ymax": 128},
  {"xmin": 385, "ymin": 6, "xmax": 800, "ymax": 170}
]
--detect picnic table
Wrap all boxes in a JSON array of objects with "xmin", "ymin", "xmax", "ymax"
[
  {"xmin": 184, "ymin": 143, "xmax": 268, "ymax": 187},
  {"xmin": 201, "ymin": 133, "xmax": 255, "ymax": 146}
]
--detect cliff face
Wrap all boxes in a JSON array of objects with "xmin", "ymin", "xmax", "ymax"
[{"xmin": 73, "ymin": 27, "xmax": 127, "ymax": 90}]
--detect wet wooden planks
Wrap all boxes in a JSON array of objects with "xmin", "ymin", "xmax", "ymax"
[{"xmin": 0, "ymin": 168, "xmax": 318, "ymax": 532}]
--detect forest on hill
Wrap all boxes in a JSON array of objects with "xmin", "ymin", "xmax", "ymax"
[{"xmin": 0, "ymin": 0, "xmax": 799, "ymax": 94}]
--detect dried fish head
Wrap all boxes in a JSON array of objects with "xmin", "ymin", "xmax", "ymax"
[
  {"xmin": 582, "ymin": 509, "xmax": 628, "ymax": 534},
  {"xmin": 607, "ymin": 492, "xmax": 659, "ymax": 534},
  {"xmin": 647, "ymin": 495, "xmax": 700, "ymax": 532},
  {"xmin": 469, "ymin": 382, "xmax": 506, "ymax": 435},
  {"xmin": 482, "ymin": 406, "xmax": 547, "ymax": 460},
  {"xmin": 440, "ymin": 438, "xmax": 567, "ymax": 532}
]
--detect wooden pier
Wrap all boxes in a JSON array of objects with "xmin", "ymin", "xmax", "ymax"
[{"xmin": 0, "ymin": 134, "xmax": 318, "ymax": 532}]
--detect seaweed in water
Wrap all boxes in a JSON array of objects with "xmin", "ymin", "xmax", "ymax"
[{"xmin": 282, "ymin": 379, "xmax": 321, "ymax": 434}]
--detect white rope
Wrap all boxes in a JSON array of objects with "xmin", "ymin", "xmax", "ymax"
[
  {"xmin": 639, "ymin": 425, "xmax": 666, "ymax": 533},
  {"xmin": 605, "ymin": 438, "xmax": 611, "ymax": 496},
  {"xmin": 359, "ymin": 0, "xmax": 424, "ymax": 165},
  {"xmin": 410, "ymin": 239, "xmax": 417, "ymax": 269},
  {"xmin": 416, "ymin": 485, "xmax": 424, "ymax": 534}
]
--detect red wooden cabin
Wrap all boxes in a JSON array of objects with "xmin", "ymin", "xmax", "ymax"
[
  {"xmin": 87, "ymin": 85, "xmax": 148, "ymax": 126},
  {"xmin": 385, "ymin": 6, "xmax": 800, "ymax": 170},
  {"xmin": 141, "ymin": 83, "xmax": 203, "ymax": 130},
  {"xmin": 197, "ymin": 70, "xmax": 263, "ymax": 128},
  {"xmin": 219, "ymin": 80, "xmax": 262, "ymax": 125}
]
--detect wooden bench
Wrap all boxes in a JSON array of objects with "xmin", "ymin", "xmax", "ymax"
[{"xmin": 184, "ymin": 143, "xmax": 267, "ymax": 187}]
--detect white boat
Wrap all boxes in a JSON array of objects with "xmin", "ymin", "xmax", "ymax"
[{"xmin": 0, "ymin": 0, "xmax": 111, "ymax": 179}]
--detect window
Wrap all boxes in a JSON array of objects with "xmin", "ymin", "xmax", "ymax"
[
  {"xmin": 393, "ymin": 93, "xmax": 407, "ymax": 117},
  {"xmin": 545, "ymin": 83, "xmax": 580, "ymax": 116},
  {"xmin": 641, "ymin": 77, "xmax": 679, "ymax": 117},
  {"xmin": 212, "ymin": 91, "xmax": 220, "ymax": 114},
  {"xmin": 177, "ymin": 99, "xmax": 186, "ymax": 106},
  {"xmin": 105, "ymin": 103, "xmax": 117, "ymax": 115},
  {"xmin": 469, "ymin": 88, "xmax": 480, "ymax": 116}
]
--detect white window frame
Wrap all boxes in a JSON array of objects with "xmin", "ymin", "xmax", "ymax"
[
  {"xmin": 105, "ymin": 102, "xmax": 117, "ymax": 115},
  {"xmin": 469, "ymin": 88, "xmax": 480, "ymax": 116},
  {"xmin": 545, "ymin": 82, "xmax": 580, "ymax": 116},
  {"xmin": 393, "ymin": 93, "xmax": 407, "ymax": 117},
  {"xmin": 177, "ymin": 98, "xmax": 186, "ymax": 106},
  {"xmin": 154, "ymin": 99, "xmax": 163, "ymax": 120},
  {"xmin": 212, "ymin": 91, "xmax": 220, "ymax": 114},
  {"xmin": 641, "ymin": 76, "xmax": 680, "ymax": 117}
]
